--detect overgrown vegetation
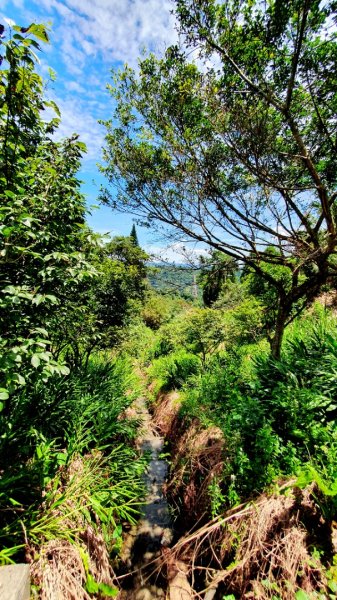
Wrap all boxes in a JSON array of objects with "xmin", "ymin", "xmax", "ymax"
[
  {"xmin": 142, "ymin": 296, "xmax": 337, "ymax": 598},
  {"xmin": 3, "ymin": 3, "xmax": 337, "ymax": 599},
  {"xmin": 0, "ymin": 23, "xmax": 148, "ymax": 597}
]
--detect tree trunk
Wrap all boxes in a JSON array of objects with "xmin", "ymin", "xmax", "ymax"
[{"xmin": 270, "ymin": 304, "xmax": 288, "ymax": 360}]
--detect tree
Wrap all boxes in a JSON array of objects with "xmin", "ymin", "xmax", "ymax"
[
  {"xmin": 93, "ymin": 236, "xmax": 148, "ymax": 345},
  {"xmin": 101, "ymin": 0, "xmax": 337, "ymax": 358},
  {"xmin": 0, "ymin": 23, "xmax": 96, "ymax": 406},
  {"xmin": 198, "ymin": 250, "xmax": 237, "ymax": 306},
  {"xmin": 241, "ymin": 247, "xmax": 296, "ymax": 344},
  {"xmin": 130, "ymin": 224, "xmax": 139, "ymax": 246},
  {"xmin": 182, "ymin": 308, "xmax": 227, "ymax": 365}
]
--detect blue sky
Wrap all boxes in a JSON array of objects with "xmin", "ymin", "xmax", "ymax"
[{"xmin": 1, "ymin": 0, "xmax": 205, "ymax": 259}]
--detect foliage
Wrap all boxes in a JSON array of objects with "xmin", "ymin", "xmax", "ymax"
[
  {"xmin": 0, "ymin": 23, "xmax": 148, "ymax": 585},
  {"xmin": 130, "ymin": 223, "xmax": 139, "ymax": 246},
  {"xmin": 93, "ymin": 236, "xmax": 148, "ymax": 346},
  {"xmin": 148, "ymin": 350, "xmax": 201, "ymax": 392},
  {"xmin": 148, "ymin": 264, "xmax": 200, "ymax": 300},
  {"xmin": 155, "ymin": 303, "xmax": 337, "ymax": 503},
  {"xmin": 142, "ymin": 291, "xmax": 188, "ymax": 330},
  {"xmin": 181, "ymin": 307, "xmax": 228, "ymax": 364},
  {"xmin": 0, "ymin": 354, "xmax": 145, "ymax": 564},
  {"xmin": 198, "ymin": 250, "xmax": 237, "ymax": 307},
  {"xmin": 0, "ymin": 23, "xmax": 97, "ymax": 406},
  {"xmin": 101, "ymin": 0, "xmax": 337, "ymax": 358}
]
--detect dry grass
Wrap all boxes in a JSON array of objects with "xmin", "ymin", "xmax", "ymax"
[
  {"xmin": 149, "ymin": 392, "xmax": 332, "ymax": 598},
  {"xmin": 152, "ymin": 390, "xmax": 181, "ymax": 436},
  {"xmin": 159, "ymin": 484, "xmax": 329, "ymax": 599},
  {"xmin": 31, "ymin": 529, "xmax": 116, "ymax": 600},
  {"xmin": 29, "ymin": 454, "xmax": 118, "ymax": 599},
  {"xmin": 31, "ymin": 539, "xmax": 90, "ymax": 600},
  {"xmin": 164, "ymin": 417, "xmax": 225, "ymax": 524}
]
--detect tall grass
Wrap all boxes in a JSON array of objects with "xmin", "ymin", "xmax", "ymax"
[{"xmin": 0, "ymin": 354, "xmax": 146, "ymax": 568}]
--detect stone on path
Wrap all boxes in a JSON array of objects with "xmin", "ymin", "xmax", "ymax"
[{"xmin": 0, "ymin": 565, "xmax": 30, "ymax": 600}]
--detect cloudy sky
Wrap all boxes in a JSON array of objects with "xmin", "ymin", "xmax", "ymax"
[{"xmin": 1, "ymin": 0, "xmax": 198, "ymax": 257}]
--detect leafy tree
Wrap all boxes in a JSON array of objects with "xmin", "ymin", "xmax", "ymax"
[
  {"xmin": 183, "ymin": 308, "xmax": 227, "ymax": 365},
  {"xmin": 198, "ymin": 250, "xmax": 237, "ymax": 306},
  {"xmin": 101, "ymin": 0, "xmax": 337, "ymax": 358},
  {"xmin": 141, "ymin": 291, "xmax": 187, "ymax": 329},
  {"xmin": 93, "ymin": 235, "xmax": 148, "ymax": 344},
  {"xmin": 242, "ymin": 247, "xmax": 297, "ymax": 343},
  {"xmin": 0, "ymin": 23, "xmax": 96, "ymax": 407}
]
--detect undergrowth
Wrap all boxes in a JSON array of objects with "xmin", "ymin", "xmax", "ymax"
[
  {"xmin": 146, "ymin": 305, "xmax": 337, "ymax": 508},
  {"xmin": 144, "ymin": 304, "xmax": 337, "ymax": 599},
  {"xmin": 0, "ymin": 354, "xmax": 146, "ymax": 596}
]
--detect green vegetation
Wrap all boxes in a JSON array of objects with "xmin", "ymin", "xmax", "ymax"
[
  {"xmin": 101, "ymin": 0, "xmax": 337, "ymax": 359},
  {"xmin": 0, "ymin": 23, "xmax": 148, "ymax": 595},
  {"xmin": 3, "ymin": 4, "xmax": 337, "ymax": 599},
  {"xmin": 141, "ymin": 294, "xmax": 337, "ymax": 597},
  {"xmin": 147, "ymin": 264, "xmax": 199, "ymax": 300}
]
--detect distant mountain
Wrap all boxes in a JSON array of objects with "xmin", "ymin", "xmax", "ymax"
[{"xmin": 147, "ymin": 264, "xmax": 200, "ymax": 300}]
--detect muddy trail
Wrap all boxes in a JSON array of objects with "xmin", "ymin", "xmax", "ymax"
[{"xmin": 117, "ymin": 395, "xmax": 191, "ymax": 600}]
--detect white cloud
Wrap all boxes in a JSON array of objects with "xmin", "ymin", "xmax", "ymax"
[
  {"xmin": 145, "ymin": 242, "xmax": 208, "ymax": 265},
  {"xmin": 45, "ymin": 93, "xmax": 104, "ymax": 159},
  {"xmin": 65, "ymin": 80, "xmax": 85, "ymax": 93},
  {"xmin": 35, "ymin": 0, "xmax": 177, "ymax": 71}
]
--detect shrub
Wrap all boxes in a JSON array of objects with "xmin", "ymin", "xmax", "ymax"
[{"xmin": 148, "ymin": 350, "xmax": 201, "ymax": 392}]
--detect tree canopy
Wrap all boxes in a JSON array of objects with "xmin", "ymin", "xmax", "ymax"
[{"xmin": 101, "ymin": 0, "xmax": 337, "ymax": 357}]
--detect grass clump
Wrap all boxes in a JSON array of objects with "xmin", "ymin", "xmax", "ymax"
[{"xmin": 148, "ymin": 350, "xmax": 201, "ymax": 393}]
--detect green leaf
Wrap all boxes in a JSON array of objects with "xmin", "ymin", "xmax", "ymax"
[
  {"xmin": 32, "ymin": 294, "xmax": 44, "ymax": 306},
  {"xmin": 97, "ymin": 582, "xmax": 118, "ymax": 597},
  {"xmin": 112, "ymin": 524, "xmax": 123, "ymax": 539},
  {"xmin": 31, "ymin": 355, "xmax": 41, "ymax": 368},
  {"xmin": 46, "ymin": 100, "xmax": 61, "ymax": 117},
  {"xmin": 26, "ymin": 24, "xmax": 50, "ymax": 43},
  {"xmin": 12, "ymin": 374, "xmax": 25, "ymax": 385},
  {"xmin": 295, "ymin": 591, "xmax": 310, "ymax": 600},
  {"xmin": 328, "ymin": 580, "xmax": 337, "ymax": 593},
  {"xmin": 85, "ymin": 574, "xmax": 99, "ymax": 593},
  {"xmin": 0, "ymin": 389, "xmax": 9, "ymax": 401},
  {"xmin": 58, "ymin": 365, "xmax": 70, "ymax": 376},
  {"xmin": 4, "ymin": 190, "xmax": 16, "ymax": 198},
  {"xmin": 85, "ymin": 574, "xmax": 118, "ymax": 597}
]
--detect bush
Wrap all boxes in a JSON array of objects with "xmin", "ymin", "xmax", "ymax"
[
  {"xmin": 176, "ymin": 312, "xmax": 337, "ymax": 503},
  {"xmin": 148, "ymin": 350, "xmax": 201, "ymax": 392}
]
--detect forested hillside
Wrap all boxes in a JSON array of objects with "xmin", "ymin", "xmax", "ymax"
[{"xmin": 2, "ymin": 2, "xmax": 337, "ymax": 599}]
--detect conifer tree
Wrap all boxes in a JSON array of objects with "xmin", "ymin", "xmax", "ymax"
[{"xmin": 130, "ymin": 224, "xmax": 139, "ymax": 246}]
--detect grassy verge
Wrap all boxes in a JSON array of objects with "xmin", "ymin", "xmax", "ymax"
[{"xmin": 0, "ymin": 354, "xmax": 147, "ymax": 597}]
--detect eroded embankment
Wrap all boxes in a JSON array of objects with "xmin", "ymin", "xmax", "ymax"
[
  {"xmin": 152, "ymin": 390, "xmax": 225, "ymax": 528},
  {"xmin": 142, "ymin": 389, "xmax": 337, "ymax": 600}
]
